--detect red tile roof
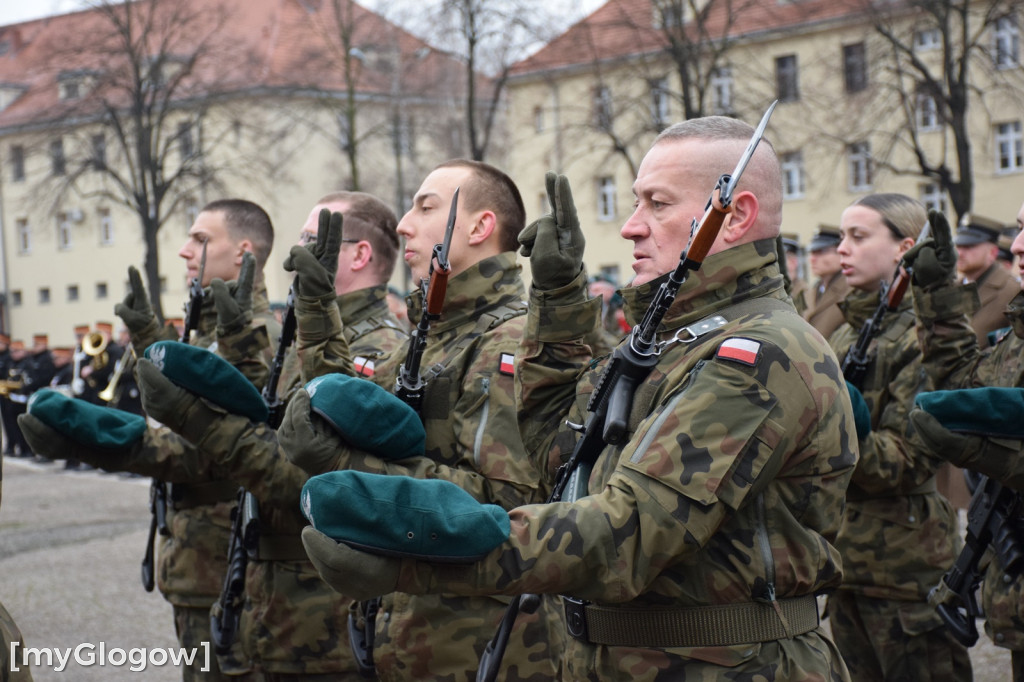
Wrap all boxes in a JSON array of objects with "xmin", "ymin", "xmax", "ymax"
[
  {"xmin": 0, "ymin": 0, "xmax": 459, "ymax": 130},
  {"xmin": 511, "ymin": 0, "xmax": 869, "ymax": 77}
]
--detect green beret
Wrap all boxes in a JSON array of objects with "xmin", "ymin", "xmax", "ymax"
[
  {"xmin": 915, "ymin": 387, "xmax": 1024, "ymax": 438},
  {"xmin": 305, "ymin": 374, "xmax": 425, "ymax": 460},
  {"xmin": 28, "ymin": 389, "xmax": 146, "ymax": 449},
  {"xmin": 144, "ymin": 340, "xmax": 268, "ymax": 423},
  {"xmin": 301, "ymin": 471, "xmax": 510, "ymax": 561}
]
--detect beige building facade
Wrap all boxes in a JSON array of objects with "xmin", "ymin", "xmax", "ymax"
[{"xmin": 505, "ymin": 0, "xmax": 1024, "ymax": 287}]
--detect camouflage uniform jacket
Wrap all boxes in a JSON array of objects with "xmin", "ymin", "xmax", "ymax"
[
  {"xmin": 117, "ymin": 286, "xmax": 276, "ymax": 608},
  {"xmin": 201, "ymin": 285, "xmax": 406, "ymax": 675},
  {"xmin": 304, "ymin": 253, "xmax": 564, "ymax": 681},
  {"xmin": 914, "ymin": 283, "xmax": 1024, "ymax": 649},
  {"xmin": 397, "ymin": 241, "xmax": 857, "ymax": 680},
  {"xmin": 830, "ymin": 288, "xmax": 960, "ymax": 602}
]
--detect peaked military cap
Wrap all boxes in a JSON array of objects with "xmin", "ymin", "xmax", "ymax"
[
  {"xmin": 915, "ymin": 387, "xmax": 1024, "ymax": 438},
  {"xmin": 144, "ymin": 340, "xmax": 269, "ymax": 423},
  {"xmin": 780, "ymin": 232, "xmax": 802, "ymax": 254},
  {"xmin": 305, "ymin": 373, "xmax": 425, "ymax": 460},
  {"xmin": 28, "ymin": 389, "xmax": 147, "ymax": 449},
  {"xmin": 997, "ymin": 228, "xmax": 1018, "ymax": 262},
  {"xmin": 301, "ymin": 470, "xmax": 510, "ymax": 561},
  {"xmin": 954, "ymin": 213, "xmax": 1003, "ymax": 247},
  {"xmin": 808, "ymin": 225, "xmax": 841, "ymax": 252}
]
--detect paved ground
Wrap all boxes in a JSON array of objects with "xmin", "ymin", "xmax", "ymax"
[{"xmin": 0, "ymin": 455, "xmax": 1015, "ymax": 680}]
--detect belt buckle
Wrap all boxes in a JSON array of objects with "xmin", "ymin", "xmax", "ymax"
[{"xmin": 562, "ymin": 596, "xmax": 590, "ymax": 642}]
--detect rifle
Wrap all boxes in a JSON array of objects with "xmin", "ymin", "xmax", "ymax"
[
  {"xmin": 393, "ymin": 187, "xmax": 458, "ymax": 412},
  {"xmin": 141, "ymin": 240, "xmax": 207, "ymax": 591},
  {"xmin": 349, "ymin": 189, "xmax": 459, "ymax": 677},
  {"xmin": 931, "ymin": 475, "xmax": 1024, "ymax": 646},
  {"xmin": 476, "ymin": 100, "xmax": 779, "ymax": 682},
  {"xmin": 211, "ymin": 487, "xmax": 260, "ymax": 654},
  {"xmin": 841, "ymin": 222, "xmax": 930, "ymax": 390},
  {"xmin": 209, "ymin": 283, "xmax": 298, "ymax": 651}
]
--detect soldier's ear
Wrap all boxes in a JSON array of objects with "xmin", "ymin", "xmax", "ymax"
[
  {"xmin": 720, "ymin": 190, "xmax": 759, "ymax": 245},
  {"xmin": 466, "ymin": 210, "xmax": 496, "ymax": 246}
]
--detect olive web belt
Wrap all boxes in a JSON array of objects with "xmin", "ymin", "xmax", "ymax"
[{"xmin": 563, "ymin": 594, "xmax": 819, "ymax": 648}]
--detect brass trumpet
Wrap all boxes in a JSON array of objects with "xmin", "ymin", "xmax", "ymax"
[
  {"xmin": 82, "ymin": 330, "xmax": 109, "ymax": 369},
  {"xmin": 99, "ymin": 344, "xmax": 135, "ymax": 404},
  {"xmin": 0, "ymin": 378, "xmax": 23, "ymax": 397}
]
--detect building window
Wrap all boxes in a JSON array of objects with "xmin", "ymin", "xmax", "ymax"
[
  {"xmin": 51, "ymin": 137, "xmax": 65, "ymax": 176},
  {"xmin": 15, "ymin": 218, "xmax": 30, "ymax": 254},
  {"xmin": 92, "ymin": 133, "xmax": 106, "ymax": 170},
  {"xmin": 67, "ymin": 284, "xmax": 79, "ymax": 302},
  {"xmin": 650, "ymin": 77, "xmax": 669, "ymax": 130},
  {"xmin": 594, "ymin": 85, "xmax": 613, "ymax": 130},
  {"xmin": 780, "ymin": 152, "xmax": 805, "ymax": 199},
  {"xmin": 920, "ymin": 182, "xmax": 948, "ymax": 214},
  {"xmin": 993, "ymin": 14, "xmax": 1020, "ymax": 69},
  {"xmin": 995, "ymin": 121, "xmax": 1023, "ymax": 173},
  {"xmin": 96, "ymin": 282, "xmax": 108, "ymax": 299},
  {"xmin": 914, "ymin": 28, "xmax": 941, "ymax": 50},
  {"xmin": 39, "ymin": 287, "xmax": 51, "ymax": 305},
  {"xmin": 775, "ymin": 55, "xmax": 799, "ymax": 102},
  {"xmin": 159, "ymin": 276, "xmax": 168, "ymax": 294},
  {"xmin": 597, "ymin": 176, "xmax": 616, "ymax": 222},
  {"xmin": 711, "ymin": 66, "xmax": 733, "ymax": 114},
  {"xmin": 848, "ymin": 141, "xmax": 873, "ymax": 191},
  {"xmin": 533, "ymin": 105, "xmax": 544, "ymax": 133},
  {"xmin": 916, "ymin": 91, "xmax": 939, "ymax": 131},
  {"xmin": 843, "ymin": 42, "xmax": 868, "ymax": 93},
  {"xmin": 178, "ymin": 121, "xmax": 194, "ymax": 159},
  {"xmin": 10, "ymin": 291, "xmax": 21, "ymax": 307},
  {"xmin": 10, "ymin": 144, "xmax": 24, "ymax": 182},
  {"xmin": 98, "ymin": 208, "xmax": 113, "ymax": 245},
  {"xmin": 57, "ymin": 213, "xmax": 72, "ymax": 250}
]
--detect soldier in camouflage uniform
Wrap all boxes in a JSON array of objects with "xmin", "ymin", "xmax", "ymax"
[
  {"xmin": 297, "ymin": 117, "xmax": 859, "ymax": 680},
  {"xmin": 20, "ymin": 199, "xmax": 278, "ymax": 681},
  {"xmin": 903, "ymin": 204, "xmax": 1024, "ymax": 678},
  {"xmin": 280, "ymin": 160, "xmax": 565, "ymax": 681},
  {"xmin": 132, "ymin": 192, "xmax": 407, "ymax": 680},
  {"xmin": 825, "ymin": 194, "xmax": 971, "ymax": 681}
]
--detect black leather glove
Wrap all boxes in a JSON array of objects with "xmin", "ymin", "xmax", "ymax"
[
  {"xmin": 284, "ymin": 209, "xmax": 342, "ymax": 300},
  {"xmin": 212, "ymin": 251, "xmax": 255, "ymax": 337},
  {"xmin": 518, "ymin": 172, "xmax": 585, "ymax": 291},
  {"xmin": 115, "ymin": 266, "xmax": 161, "ymax": 343}
]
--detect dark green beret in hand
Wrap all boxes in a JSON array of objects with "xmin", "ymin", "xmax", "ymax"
[
  {"xmin": 278, "ymin": 374, "xmax": 425, "ymax": 474},
  {"xmin": 300, "ymin": 471, "xmax": 510, "ymax": 598},
  {"xmin": 909, "ymin": 387, "xmax": 1024, "ymax": 491},
  {"xmin": 142, "ymin": 341, "xmax": 268, "ymax": 423},
  {"xmin": 845, "ymin": 381, "xmax": 872, "ymax": 440},
  {"xmin": 18, "ymin": 390, "xmax": 146, "ymax": 467}
]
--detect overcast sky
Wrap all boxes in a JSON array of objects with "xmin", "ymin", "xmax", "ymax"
[{"xmin": 0, "ymin": 0, "xmax": 604, "ymax": 28}]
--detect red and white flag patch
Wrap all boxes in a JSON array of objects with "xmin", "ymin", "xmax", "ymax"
[
  {"xmin": 499, "ymin": 352, "xmax": 515, "ymax": 376},
  {"xmin": 716, "ymin": 338, "xmax": 761, "ymax": 366},
  {"xmin": 353, "ymin": 356, "xmax": 375, "ymax": 377}
]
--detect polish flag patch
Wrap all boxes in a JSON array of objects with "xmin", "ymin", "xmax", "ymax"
[
  {"xmin": 353, "ymin": 356, "xmax": 375, "ymax": 377},
  {"xmin": 716, "ymin": 338, "xmax": 761, "ymax": 366},
  {"xmin": 499, "ymin": 353, "xmax": 515, "ymax": 376}
]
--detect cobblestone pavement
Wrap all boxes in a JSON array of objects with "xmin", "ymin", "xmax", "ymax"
[{"xmin": 0, "ymin": 456, "xmax": 1014, "ymax": 680}]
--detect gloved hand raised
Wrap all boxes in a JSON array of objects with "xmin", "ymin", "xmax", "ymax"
[
  {"xmin": 284, "ymin": 209, "xmax": 342, "ymax": 300},
  {"xmin": 212, "ymin": 251, "xmax": 255, "ymax": 337},
  {"xmin": 518, "ymin": 172, "xmax": 585, "ymax": 291},
  {"xmin": 903, "ymin": 210, "xmax": 957, "ymax": 289},
  {"xmin": 115, "ymin": 266, "xmax": 161, "ymax": 345}
]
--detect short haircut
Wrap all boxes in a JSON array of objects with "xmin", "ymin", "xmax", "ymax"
[
  {"xmin": 201, "ymin": 199, "xmax": 274, "ymax": 272},
  {"xmin": 434, "ymin": 159, "xmax": 525, "ymax": 253},
  {"xmin": 851, "ymin": 193, "xmax": 926, "ymax": 242},
  {"xmin": 316, "ymin": 191, "xmax": 399, "ymax": 281},
  {"xmin": 653, "ymin": 116, "xmax": 783, "ymax": 236}
]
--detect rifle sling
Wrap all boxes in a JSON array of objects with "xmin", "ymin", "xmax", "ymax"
[{"xmin": 563, "ymin": 594, "xmax": 819, "ymax": 648}]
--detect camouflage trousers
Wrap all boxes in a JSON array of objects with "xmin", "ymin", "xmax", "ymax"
[
  {"xmin": 826, "ymin": 591, "xmax": 972, "ymax": 682},
  {"xmin": 172, "ymin": 604, "xmax": 234, "ymax": 681},
  {"xmin": 226, "ymin": 672, "xmax": 353, "ymax": 681}
]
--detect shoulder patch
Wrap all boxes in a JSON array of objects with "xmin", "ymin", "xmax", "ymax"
[
  {"xmin": 499, "ymin": 352, "xmax": 515, "ymax": 376},
  {"xmin": 353, "ymin": 356, "xmax": 375, "ymax": 377},
  {"xmin": 716, "ymin": 337, "xmax": 761, "ymax": 366}
]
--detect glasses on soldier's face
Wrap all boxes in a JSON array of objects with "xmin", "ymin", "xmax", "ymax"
[{"xmin": 298, "ymin": 232, "xmax": 360, "ymax": 246}]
